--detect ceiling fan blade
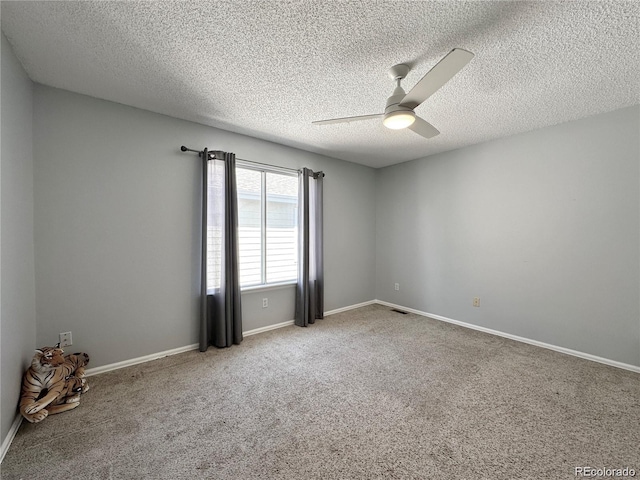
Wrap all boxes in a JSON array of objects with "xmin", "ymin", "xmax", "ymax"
[
  {"xmin": 312, "ymin": 114, "xmax": 383, "ymax": 125},
  {"xmin": 408, "ymin": 116, "xmax": 440, "ymax": 139},
  {"xmin": 400, "ymin": 48, "xmax": 474, "ymax": 109}
]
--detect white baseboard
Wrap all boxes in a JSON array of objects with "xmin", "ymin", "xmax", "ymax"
[
  {"xmin": 239, "ymin": 299, "xmax": 379, "ymax": 335},
  {"xmin": 1, "ymin": 414, "xmax": 22, "ymax": 464},
  {"xmin": 84, "ymin": 319, "xmax": 301, "ymax": 377},
  {"xmin": 244, "ymin": 320, "xmax": 294, "ymax": 337},
  {"xmin": 325, "ymin": 300, "xmax": 376, "ymax": 316},
  {"xmin": 375, "ymin": 299, "xmax": 640, "ymax": 374},
  {"xmin": 83, "ymin": 300, "xmax": 378, "ymax": 377},
  {"xmin": 85, "ymin": 343, "xmax": 200, "ymax": 377}
]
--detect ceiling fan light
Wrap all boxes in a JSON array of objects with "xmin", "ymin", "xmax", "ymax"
[{"xmin": 383, "ymin": 111, "xmax": 415, "ymax": 130}]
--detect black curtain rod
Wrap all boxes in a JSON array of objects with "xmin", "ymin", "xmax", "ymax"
[
  {"xmin": 180, "ymin": 145, "xmax": 213, "ymax": 158},
  {"xmin": 180, "ymin": 145, "xmax": 202, "ymax": 155},
  {"xmin": 179, "ymin": 145, "xmax": 324, "ymax": 177}
]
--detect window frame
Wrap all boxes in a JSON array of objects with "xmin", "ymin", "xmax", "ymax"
[{"xmin": 235, "ymin": 160, "xmax": 299, "ymax": 290}]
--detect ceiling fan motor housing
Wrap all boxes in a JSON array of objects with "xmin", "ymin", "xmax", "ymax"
[
  {"xmin": 384, "ymin": 86, "xmax": 415, "ymax": 129},
  {"xmin": 383, "ymin": 81, "xmax": 415, "ymax": 129},
  {"xmin": 385, "ymin": 89, "xmax": 413, "ymax": 114}
]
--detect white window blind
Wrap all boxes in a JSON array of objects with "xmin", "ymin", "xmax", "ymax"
[{"xmin": 236, "ymin": 166, "xmax": 298, "ymax": 287}]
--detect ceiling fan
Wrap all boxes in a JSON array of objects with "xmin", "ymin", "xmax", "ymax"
[{"xmin": 312, "ymin": 48, "xmax": 474, "ymax": 139}]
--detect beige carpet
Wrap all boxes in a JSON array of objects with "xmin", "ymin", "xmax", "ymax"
[{"xmin": 2, "ymin": 304, "xmax": 639, "ymax": 479}]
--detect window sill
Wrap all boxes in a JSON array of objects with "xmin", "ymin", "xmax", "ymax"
[{"xmin": 241, "ymin": 281, "xmax": 297, "ymax": 294}]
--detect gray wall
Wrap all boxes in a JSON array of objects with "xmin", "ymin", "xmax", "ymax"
[
  {"xmin": 1, "ymin": 33, "xmax": 36, "ymax": 443},
  {"xmin": 376, "ymin": 106, "xmax": 640, "ymax": 367},
  {"xmin": 32, "ymin": 85, "xmax": 377, "ymax": 369}
]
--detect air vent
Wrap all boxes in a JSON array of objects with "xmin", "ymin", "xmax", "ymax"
[{"xmin": 390, "ymin": 308, "xmax": 408, "ymax": 315}]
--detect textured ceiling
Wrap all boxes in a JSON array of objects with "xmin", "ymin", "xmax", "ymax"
[{"xmin": 2, "ymin": 1, "xmax": 639, "ymax": 168}]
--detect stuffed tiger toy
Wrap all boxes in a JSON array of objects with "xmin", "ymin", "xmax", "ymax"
[
  {"xmin": 50, "ymin": 374, "xmax": 87, "ymax": 407},
  {"xmin": 19, "ymin": 345, "xmax": 90, "ymax": 423}
]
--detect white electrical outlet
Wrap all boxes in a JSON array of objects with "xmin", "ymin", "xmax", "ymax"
[
  {"xmin": 59, "ymin": 331, "xmax": 72, "ymax": 347},
  {"xmin": 473, "ymin": 297, "xmax": 480, "ymax": 307},
  {"xmin": 394, "ymin": 283, "xmax": 400, "ymax": 291},
  {"xmin": 262, "ymin": 298, "xmax": 268, "ymax": 308}
]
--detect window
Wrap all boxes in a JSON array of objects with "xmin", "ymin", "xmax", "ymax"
[{"xmin": 236, "ymin": 164, "xmax": 298, "ymax": 288}]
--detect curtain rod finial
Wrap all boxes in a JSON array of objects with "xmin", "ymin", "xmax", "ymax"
[{"xmin": 180, "ymin": 146, "xmax": 188, "ymax": 152}]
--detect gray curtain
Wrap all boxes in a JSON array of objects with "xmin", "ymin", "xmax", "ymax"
[
  {"xmin": 199, "ymin": 149, "xmax": 243, "ymax": 350},
  {"xmin": 295, "ymin": 168, "xmax": 324, "ymax": 327}
]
